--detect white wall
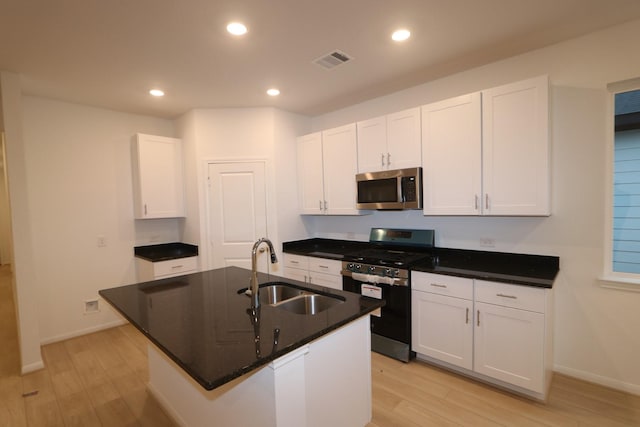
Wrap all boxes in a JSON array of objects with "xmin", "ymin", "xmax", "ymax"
[
  {"xmin": 175, "ymin": 107, "xmax": 309, "ymax": 274},
  {"xmin": 20, "ymin": 96, "xmax": 175, "ymax": 344},
  {"xmin": 307, "ymin": 19, "xmax": 640, "ymax": 394}
]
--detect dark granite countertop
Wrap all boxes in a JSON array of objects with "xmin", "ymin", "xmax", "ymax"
[
  {"xmin": 282, "ymin": 239, "xmax": 559, "ymax": 288},
  {"xmin": 134, "ymin": 242, "xmax": 198, "ymax": 262},
  {"xmin": 99, "ymin": 266, "xmax": 383, "ymax": 391},
  {"xmin": 282, "ymin": 238, "xmax": 370, "ymax": 260},
  {"xmin": 413, "ymin": 248, "xmax": 558, "ymax": 288}
]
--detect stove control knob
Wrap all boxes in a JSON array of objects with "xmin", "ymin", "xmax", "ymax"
[
  {"xmin": 368, "ymin": 265, "xmax": 376, "ymax": 273},
  {"xmin": 355, "ymin": 264, "xmax": 362, "ymax": 271},
  {"xmin": 385, "ymin": 268, "xmax": 392, "ymax": 276},
  {"xmin": 347, "ymin": 263, "xmax": 354, "ymax": 271}
]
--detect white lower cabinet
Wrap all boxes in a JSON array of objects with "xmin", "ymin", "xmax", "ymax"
[
  {"xmin": 283, "ymin": 254, "xmax": 343, "ymax": 290},
  {"xmin": 136, "ymin": 256, "xmax": 199, "ymax": 282},
  {"xmin": 411, "ymin": 272, "xmax": 553, "ymax": 400},
  {"xmin": 412, "ymin": 273, "xmax": 473, "ymax": 370}
]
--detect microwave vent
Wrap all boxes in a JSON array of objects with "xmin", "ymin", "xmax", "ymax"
[{"xmin": 313, "ymin": 50, "xmax": 352, "ymax": 70}]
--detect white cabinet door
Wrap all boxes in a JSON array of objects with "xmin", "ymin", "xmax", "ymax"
[
  {"xmin": 296, "ymin": 132, "xmax": 325, "ymax": 215},
  {"xmin": 412, "ymin": 290, "xmax": 473, "ymax": 370},
  {"xmin": 284, "ymin": 266, "xmax": 308, "ymax": 283},
  {"xmin": 422, "ymin": 93, "xmax": 482, "ymax": 215},
  {"xmin": 356, "ymin": 116, "xmax": 387, "ymax": 173},
  {"xmin": 386, "ymin": 107, "xmax": 421, "ymax": 170},
  {"xmin": 482, "ymin": 75, "xmax": 550, "ymax": 215},
  {"xmin": 309, "ymin": 272, "xmax": 343, "ymax": 290},
  {"xmin": 321, "ymin": 123, "xmax": 360, "ymax": 215},
  {"xmin": 133, "ymin": 134, "xmax": 185, "ymax": 219},
  {"xmin": 474, "ymin": 301, "xmax": 545, "ymax": 393}
]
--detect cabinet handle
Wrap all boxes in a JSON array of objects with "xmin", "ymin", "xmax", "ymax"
[
  {"xmin": 430, "ymin": 283, "xmax": 447, "ymax": 288},
  {"xmin": 144, "ymin": 204, "xmax": 148, "ymax": 215},
  {"xmin": 465, "ymin": 307, "xmax": 469, "ymax": 324},
  {"xmin": 485, "ymin": 194, "xmax": 489, "ymax": 210},
  {"xmin": 496, "ymin": 293, "xmax": 517, "ymax": 299},
  {"xmin": 171, "ymin": 265, "xmax": 183, "ymax": 269},
  {"xmin": 477, "ymin": 310, "xmax": 480, "ymax": 326},
  {"xmin": 324, "ymin": 200, "xmax": 328, "ymax": 210},
  {"xmin": 387, "ymin": 153, "xmax": 391, "ymax": 166},
  {"xmin": 381, "ymin": 153, "xmax": 385, "ymax": 167},
  {"xmin": 474, "ymin": 195, "xmax": 479, "ymax": 210},
  {"xmin": 319, "ymin": 200, "xmax": 322, "ymax": 211}
]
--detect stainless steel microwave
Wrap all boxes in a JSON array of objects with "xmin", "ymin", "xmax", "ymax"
[{"xmin": 356, "ymin": 167, "xmax": 422, "ymax": 210}]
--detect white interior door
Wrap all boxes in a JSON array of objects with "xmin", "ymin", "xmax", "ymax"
[{"xmin": 208, "ymin": 161, "xmax": 268, "ymax": 271}]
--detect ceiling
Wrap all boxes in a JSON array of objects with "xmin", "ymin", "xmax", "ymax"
[{"xmin": 2, "ymin": 0, "xmax": 640, "ymax": 119}]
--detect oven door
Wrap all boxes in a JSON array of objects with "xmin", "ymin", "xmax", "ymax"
[{"xmin": 342, "ymin": 274, "xmax": 411, "ymax": 346}]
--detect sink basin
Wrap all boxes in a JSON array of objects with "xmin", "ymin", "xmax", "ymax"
[
  {"xmin": 260, "ymin": 283, "xmax": 308, "ymax": 304},
  {"xmin": 273, "ymin": 294, "xmax": 344, "ymax": 315},
  {"xmin": 241, "ymin": 282, "xmax": 345, "ymax": 315}
]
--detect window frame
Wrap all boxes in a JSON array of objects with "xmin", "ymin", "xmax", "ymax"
[{"xmin": 601, "ymin": 77, "xmax": 640, "ymax": 291}]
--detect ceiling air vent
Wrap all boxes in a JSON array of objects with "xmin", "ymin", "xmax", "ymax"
[{"xmin": 313, "ymin": 50, "xmax": 353, "ymax": 70}]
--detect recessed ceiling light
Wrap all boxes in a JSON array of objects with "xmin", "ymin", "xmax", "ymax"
[
  {"xmin": 266, "ymin": 88, "xmax": 280, "ymax": 97},
  {"xmin": 391, "ymin": 29, "xmax": 411, "ymax": 42},
  {"xmin": 149, "ymin": 89, "xmax": 165, "ymax": 97},
  {"xmin": 227, "ymin": 22, "xmax": 248, "ymax": 36}
]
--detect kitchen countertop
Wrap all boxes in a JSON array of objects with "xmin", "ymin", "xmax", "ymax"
[
  {"xmin": 99, "ymin": 266, "xmax": 383, "ymax": 391},
  {"xmin": 134, "ymin": 242, "xmax": 198, "ymax": 262},
  {"xmin": 283, "ymin": 238, "xmax": 559, "ymax": 288}
]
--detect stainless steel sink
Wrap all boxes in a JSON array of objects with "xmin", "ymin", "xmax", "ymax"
[
  {"xmin": 243, "ymin": 282, "xmax": 345, "ymax": 315},
  {"xmin": 273, "ymin": 293, "xmax": 344, "ymax": 315},
  {"xmin": 260, "ymin": 283, "xmax": 307, "ymax": 304}
]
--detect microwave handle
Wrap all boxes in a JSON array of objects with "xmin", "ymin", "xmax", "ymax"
[{"xmin": 398, "ymin": 176, "xmax": 404, "ymax": 203}]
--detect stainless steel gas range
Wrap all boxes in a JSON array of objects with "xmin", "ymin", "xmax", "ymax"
[{"xmin": 341, "ymin": 228, "xmax": 435, "ymax": 362}]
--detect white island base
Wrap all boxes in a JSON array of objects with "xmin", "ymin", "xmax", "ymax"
[{"xmin": 147, "ymin": 316, "xmax": 372, "ymax": 427}]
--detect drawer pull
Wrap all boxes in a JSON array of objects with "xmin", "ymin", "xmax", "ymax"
[
  {"xmin": 290, "ymin": 260, "xmax": 299, "ymax": 264},
  {"xmin": 171, "ymin": 265, "xmax": 184, "ymax": 269},
  {"xmin": 496, "ymin": 293, "xmax": 517, "ymax": 299},
  {"xmin": 319, "ymin": 265, "xmax": 329, "ymax": 269},
  {"xmin": 430, "ymin": 283, "xmax": 447, "ymax": 288}
]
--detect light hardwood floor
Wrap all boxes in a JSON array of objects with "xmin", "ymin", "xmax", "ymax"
[{"xmin": 1, "ymin": 270, "xmax": 639, "ymax": 425}]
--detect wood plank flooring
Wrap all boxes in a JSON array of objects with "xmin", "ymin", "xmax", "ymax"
[{"xmin": 1, "ymin": 266, "xmax": 639, "ymax": 425}]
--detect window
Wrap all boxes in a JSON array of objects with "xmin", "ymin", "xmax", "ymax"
[{"xmin": 611, "ymin": 88, "xmax": 640, "ymax": 277}]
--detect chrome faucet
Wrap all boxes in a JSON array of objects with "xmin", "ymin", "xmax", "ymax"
[{"xmin": 248, "ymin": 237, "xmax": 278, "ymax": 307}]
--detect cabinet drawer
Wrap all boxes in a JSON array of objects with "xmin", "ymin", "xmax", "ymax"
[
  {"xmin": 283, "ymin": 254, "xmax": 309, "ymax": 270},
  {"xmin": 308, "ymin": 257, "xmax": 342, "ymax": 275},
  {"xmin": 412, "ymin": 271, "xmax": 473, "ymax": 300},
  {"xmin": 153, "ymin": 256, "xmax": 198, "ymax": 278},
  {"xmin": 475, "ymin": 280, "xmax": 546, "ymax": 313}
]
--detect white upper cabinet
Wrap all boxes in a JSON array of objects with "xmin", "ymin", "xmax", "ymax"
[
  {"xmin": 296, "ymin": 132, "xmax": 325, "ymax": 214},
  {"xmin": 357, "ymin": 107, "xmax": 421, "ymax": 173},
  {"xmin": 422, "ymin": 75, "xmax": 550, "ymax": 216},
  {"xmin": 132, "ymin": 133, "xmax": 185, "ymax": 219},
  {"xmin": 482, "ymin": 75, "xmax": 550, "ymax": 215},
  {"xmin": 422, "ymin": 93, "xmax": 482, "ymax": 215},
  {"xmin": 297, "ymin": 124, "xmax": 362, "ymax": 215}
]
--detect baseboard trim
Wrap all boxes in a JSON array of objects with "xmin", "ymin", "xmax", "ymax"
[
  {"xmin": 554, "ymin": 364, "xmax": 640, "ymax": 396},
  {"xmin": 39, "ymin": 319, "xmax": 127, "ymax": 346},
  {"xmin": 21, "ymin": 360, "xmax": 45, "ymax": 375}
]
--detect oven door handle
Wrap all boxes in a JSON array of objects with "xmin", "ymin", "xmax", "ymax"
[{"xmin": 341, "ymin": 270, "xmax": 408, "ymax": 287}]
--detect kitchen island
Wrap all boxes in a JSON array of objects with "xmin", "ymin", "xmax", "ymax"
[{"xmin": 99, "ymin": 266, "xmax": 383, "ymax": 427}]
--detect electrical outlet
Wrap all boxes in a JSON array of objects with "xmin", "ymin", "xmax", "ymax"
[
  {"xmin": 97, "ymin": 235, "xmax": 107, "ymax": 247},
  {"xmin": 84, "ymin": 299, "xmax": 100, "ymax": 314},
  {"xmin": 479, "ymin": 238, "xmax": 495, "ymax": 248}
]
